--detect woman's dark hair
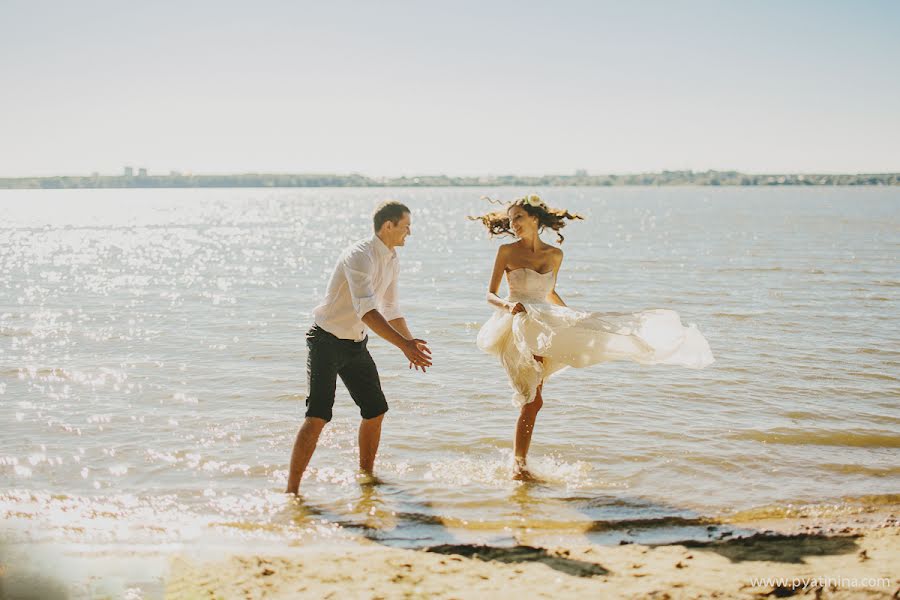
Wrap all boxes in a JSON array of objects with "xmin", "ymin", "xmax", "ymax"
[
  {"xmin": 373, "ymin": 200, "xmax": 410, "ymax": 232},
  {"xmin": 469, "ymin": 194, "xmax": 583, "ymax": 243}
]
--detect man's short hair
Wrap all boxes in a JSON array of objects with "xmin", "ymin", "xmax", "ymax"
[{"xmin": 373, "ymin": 201, "xmax": 410, "ymax": 232}]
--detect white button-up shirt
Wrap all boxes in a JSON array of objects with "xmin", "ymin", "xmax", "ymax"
[{"xmin": 312, "ymin": 235, "xmax": 403, "ymax": 341}]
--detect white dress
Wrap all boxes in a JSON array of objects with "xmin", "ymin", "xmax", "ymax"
[{"xmin": 476, "ymin": 268, "xmax": 715, "ymax": 407}]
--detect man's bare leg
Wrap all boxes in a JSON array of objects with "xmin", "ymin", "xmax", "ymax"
[
  {"xmin": 358, "ymin": 413, "xmax": 384, "ymax": 473},
  {"xmin": 285, "ymin": 417, "xmax": 327, "ymax": 494}
]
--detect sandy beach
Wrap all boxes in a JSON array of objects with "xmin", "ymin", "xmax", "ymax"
[{"xmin": 162, "ymin": 510, "xmax": 898, "ymax": 599}]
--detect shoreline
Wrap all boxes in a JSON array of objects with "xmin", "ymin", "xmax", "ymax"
[
  {"xmin": 144, "ymin": 506, "xmax": 900, "ymax": 599},
  {"xmin": 2, "ymin": 172, "xmax": 900, "ymax": 190},
  {"xmin": 1, "ymin": 499, "xmax": 897, "ymax": 598},
  {"xmin": 160, "ymin": 509, "xmax": 898, "ymax": 599}
]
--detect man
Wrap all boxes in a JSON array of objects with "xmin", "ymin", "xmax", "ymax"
[{"xmin": 286, "ymin": 201, "xmax": 432, "ymax": 494}]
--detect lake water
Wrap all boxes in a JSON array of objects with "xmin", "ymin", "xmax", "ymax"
[{"xmin": 1, "ymin": 186, "xmax": 898, "ymax": 590}]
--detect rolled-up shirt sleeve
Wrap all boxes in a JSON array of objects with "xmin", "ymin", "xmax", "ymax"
[
  {"xmin": 380, "ymin": 266, "xmax": 402, "ymax": 322},
  {"xmin": 342, "ymin": 250, "xmax": 379, "ymax": 319}
]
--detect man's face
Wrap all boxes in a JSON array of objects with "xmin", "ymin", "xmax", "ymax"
[{"xmin": 388, "ymin": 212, "xmax": 411, "ymax": 247}]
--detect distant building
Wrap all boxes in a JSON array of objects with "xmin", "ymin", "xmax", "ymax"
[
  {"xmin": 124, "ymin": 166, "xmax": 133, "ymax": 177},
  {"xmin": 138, "ymin": 168, "xmax": 147, "ymax": 177},
  {"xmin": 575, "ymin": 169, "xmax": 588, "ymax": 177},
  {"xmin": 169, "ymin": 170, "xmax": 182, "ymax": 177}
]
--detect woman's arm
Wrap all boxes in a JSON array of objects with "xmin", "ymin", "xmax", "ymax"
[
  {"xmin": 487, "ymin": 245, "xmax": 519, "ymax": 313},
  {"xmin": 547, "ymin": 249, "xmax": 567, "ymax": 307},
  {"xmin": 549, "ymin": 290, "xmax": 567, "ymax": 306}
]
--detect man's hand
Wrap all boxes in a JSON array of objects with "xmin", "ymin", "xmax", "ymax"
[
  {"xmin": 401, "ymin": 338, "xmax": 432, "ymax": 372},
  {"xmin": 509, "ymin": 302, "xmax": 527, "ymax": 315},
  {"xmin": 361, "ymin": 312, "xmax": 432, "ymax": 372}
]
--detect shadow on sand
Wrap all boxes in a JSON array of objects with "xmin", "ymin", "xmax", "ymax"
[
  {"xmin": 424, "ymin": 543, "xmax": 609, "ymax": 577},
  {"xmin": 281, "ymin": 477, "xmax": 868, "ymax": 584},
  {"xmin": 652, "ymin": 530, "xmax": 862, "ymax": 564}
]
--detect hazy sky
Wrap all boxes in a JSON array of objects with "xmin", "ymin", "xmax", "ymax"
[{"xmin": 1, "ymin": 0, "xmax": 898, "ymax": 176}]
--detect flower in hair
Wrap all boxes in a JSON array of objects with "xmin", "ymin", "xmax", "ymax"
[{"xmin": 521, "ymin": 195, "xmax": 546, "ymax": 209}]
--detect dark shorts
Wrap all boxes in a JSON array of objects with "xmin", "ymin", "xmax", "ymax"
[{"xmin": 304, "ymin": 325, "xmax": 389, "ymax": 422}]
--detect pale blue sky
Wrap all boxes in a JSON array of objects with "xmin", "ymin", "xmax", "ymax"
[{"xmin": 1, "ymin": 0, "xmax": 898, "ymax": 176}]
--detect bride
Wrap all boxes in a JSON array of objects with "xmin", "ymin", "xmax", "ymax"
[{"xmin": 471, "ymin": 195, "xmax": 715, "ymax": 480}]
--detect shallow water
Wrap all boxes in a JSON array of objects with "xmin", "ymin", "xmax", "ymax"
[{"xmin": 1, "ymin": 186, "xmax": 898, "ymax": 566}]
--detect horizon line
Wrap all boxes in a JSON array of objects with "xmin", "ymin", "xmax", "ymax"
[{"xmin": 3, "ymin": 168, "xmax": 900, "ymax": 179}]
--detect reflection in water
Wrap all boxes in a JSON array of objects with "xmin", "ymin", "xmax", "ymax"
[{"xmin": 352, "ymin": 476, "xmax": 396, "ymax": 532}]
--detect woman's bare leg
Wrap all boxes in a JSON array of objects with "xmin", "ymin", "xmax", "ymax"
[{"xmin": 513, "ymin": 356, "xmax": 544, "ymax": 480}]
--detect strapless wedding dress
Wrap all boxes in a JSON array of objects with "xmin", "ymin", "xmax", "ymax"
[{"xmin": 476, "ymin": 268, "xmax": 715, "ymax": 407}]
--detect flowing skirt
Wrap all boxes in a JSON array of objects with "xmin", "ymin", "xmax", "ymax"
[{"xmin": 476, "ymin": 302, "xmax": 715, "ymax": 407}]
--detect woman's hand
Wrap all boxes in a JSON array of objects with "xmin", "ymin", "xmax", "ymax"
[{"xmin": 509, "ymin": 302, "xmax": 526, "ymax": 315}]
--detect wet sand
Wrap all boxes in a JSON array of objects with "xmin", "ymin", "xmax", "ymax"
[{"xmin": 163, "ymin": 511, "xmax": 898, "ymax": 599}]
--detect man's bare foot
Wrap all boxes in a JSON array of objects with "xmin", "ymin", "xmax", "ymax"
[{"xmin": 356, "ymin": 471, "xmax": 384, "ymax": 486}]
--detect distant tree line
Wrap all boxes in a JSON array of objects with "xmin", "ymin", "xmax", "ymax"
[{"xmin": 1, "ymin": 170, "xmax": 898, "ymax": 189}]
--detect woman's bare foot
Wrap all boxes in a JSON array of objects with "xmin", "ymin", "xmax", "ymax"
[
  {"xmin": 512, "ymin": 459, "xmax": 538, "ymax": 481},
  {"xmin": 512, "ymin": 469, "xmax": 537, "ymax": 481}
]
